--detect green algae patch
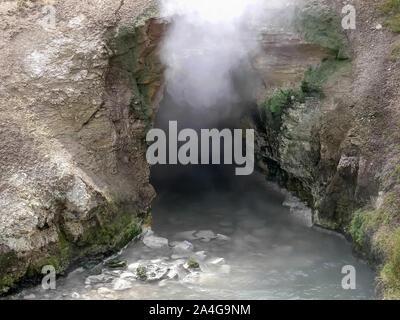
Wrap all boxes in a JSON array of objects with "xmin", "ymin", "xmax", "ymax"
[
  {"xmin": 136, "ymin": 266, "xmax": 147, "ymax": 280},
  {"xmin": 262, "ymin": 89, "xmax": 305, "ymax": 131},
  {"xmin": 0, "ymin": 251, "xmax": 20, "ymax": 293},
  {"xmin": 188, "ymin": 258, "xmax": 200, "ymax": 269},
  {"xmin": 379, "ymin": 0, "xmax": 400, "ymax": 13},
  {"xmin": 77, "ymin": 205, "xmax": 144, "ymax": 252},
  {"xmin": 301, "ymin": 58, "xmax": 349, "ymax": 96},
  {"xmin": 350, "ymin": 209, "xmax": 386, "ymax": 248},
  {"xmin": 295, "ymin": 2, "xmax": 351, "ymax": 59}
]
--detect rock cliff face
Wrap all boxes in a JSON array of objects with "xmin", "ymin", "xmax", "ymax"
[
  {"xmin": 0, "ymin": 0, "xmax": 164, "ymax": 293},
  {"xmin": 251, "ymin": 0, "xmax": 400, "ymax": 298}
]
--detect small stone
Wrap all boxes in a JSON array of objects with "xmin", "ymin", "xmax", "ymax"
[
  {"xmin": 166, "ymin": 267, "xmax": 179, "ymax": 280},
  {"xmin": 195, "ymin": 230, "xmax": 216, "ymax": 241},
  {"xmin": 216, "ymin": 234, "xmax": 230, "ymax": 241},
  {"xmin": 106, "ymin": 258, "xmax": 127, "ymax": 269},
  {"xmin": 171, "ymin": 240, "xmax": 194, "ymax": 254},
  {"xmin": 23, "ymin": 293, "xmax": 36, "ymax": 300},
  {"xmin": 97, "ymin": 287, "xmax": 114, "ymax": 298},
  {"xmin": 127, "ymin": 262, "xmax": 140, "ymax": 272},
  {"xmin": 71, "ymin": 292, "xmax": 80, "ymax": 299},
  {"xmin": 182, "ymin": 272, "xmax": 200, "ymax": 283},
  {"xmin": 143, "ymin": 234, "xmax": 169, "ymax": 249},
  {"xmin": 113, "ymin": 279, "xmax": 133, "ymax": 291},
  {"xmin": 146, "ymin": 264, "xmax": 169, "ymax": 281},
  {"xmin": 208, "ymin": 257, "xmax": 225, "ymax": 265},
  {"xmin": 85, "ymin": 274, "xmax": 105, "ymax": 285},
  {"xmin": 120, "ymin": 271, "xmax": 136, "ymax": 279},
  {"xmin": 375, "ymin": 24, "xmax": 382, "ymax": 30}
]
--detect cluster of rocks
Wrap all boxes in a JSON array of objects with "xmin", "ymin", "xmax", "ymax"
[{"xmin": 80, "ymin": 229, "xmax": 231, "ymax": 298}]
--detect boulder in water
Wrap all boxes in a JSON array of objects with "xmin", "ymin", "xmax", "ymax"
[{"xmin": 143, "ymin": 233, "xmax": 169, "ymax": 249}]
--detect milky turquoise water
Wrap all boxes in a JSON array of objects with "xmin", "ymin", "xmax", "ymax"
[{"xmin": 12, "ymin": 165, "xmax": 375, "ymax": 300}]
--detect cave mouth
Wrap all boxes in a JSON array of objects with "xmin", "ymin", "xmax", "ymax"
[
  {"xmin": 149, "ymin": 70, "xmax": 259, "ymax": 196},
  {"xmin": 141, "ymin": 75, "xmax": 376, "ymax": 299}
]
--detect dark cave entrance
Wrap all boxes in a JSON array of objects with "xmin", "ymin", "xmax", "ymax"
[{"xmin": 149, "ymin": 63, "xmax": 263, "ymax": 197}]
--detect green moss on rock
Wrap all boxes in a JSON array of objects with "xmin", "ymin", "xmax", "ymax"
[
  {"xmin": 77, "ymin": 205, "xmax": 144, "ymax": 252},
  {"xmin": 0, "ymin": 251, "xmax": 20, "ymax": 293},
  {"xmin": 261, "ymin": 58, "xmax": 348, "ymax": 130},
  {"xmin": 378, "ymin": 0, "xmax": 400, "ymax": 33},
  {"xmin": 295, "ymin": 2, "xmax": 351, "ymax": 59},
  {"xmin": 381, "ymin": 228, "xmax": 400, "ymax": 299},
  {"xmin": 384, "ymin": 14, "xmax": 400, "ymax": 32},
  {"xmin": 301, "ymin": 58, "xmax": 349, "ymax": 96},
  {"xmin": 262, "ymin": 89, "xmax": 305, "ymax": 131},
  {"xmin": 107, "ymin": 13, "xmax": 164, "ymax": 130}
]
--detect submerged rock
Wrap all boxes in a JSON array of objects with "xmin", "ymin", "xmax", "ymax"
[
  {"xmin": 85, "ymin": 274, "xmax": 106, "ymax": 285},
  {"xmin": 71, "ymin": 292, "xmax": 80, "ymax": 299},
  {"xmin": 106, "ymin": 258, "xmax": 127, "ymax": 269},
  {"xmin": 195, "ymin": 230, "xmax": 217, "ymax": 242},
  {"xmin": 208, "ymin": 257, "xmax": 225, "ymax": 265},
  {"xmin": 97, "ymin": 287, "xmax": 114, "ymax": 299},
  {"xmin": 175, "ymin": 230, "xmax": 197, "ymax": 240},
  {"xmin": 171, "ymin": 240, "xmax": 194, "ymax": 255},
  {"xmin": 146, "ymin": 264, "xmax": 169, "ymax": 281},
  {"xmin": 113, "ymin": 279, "xmax": 133, "ymax": 291},
  {"xmin": 182, "ymin": 272, "xmax": 201, "ymax": 284},
  {"xmin": 166, "ymin": 267, "xmax": 179, "ymax": 280},
  {"xmin": 143, "ymin": 232, "xmax": 169, "ymax": 249},
  {"xmin": 120, "ymin": 272, "xmax": 136, "ymax": 280},
  {"xmin": 216, "ymin": 234, "xmax": 230, "ymax": 241},
  {"xmin": 127, "ymin": 262, "xmax": 140, "ymax": 272}
]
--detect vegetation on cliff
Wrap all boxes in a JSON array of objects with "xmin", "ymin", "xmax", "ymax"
[
  {"xmin": 294, "ymin": 1, "xmax": 351, "ymax": 59},
  {"xmin": 261, "ymin": 57, "xmax": 349, "ymax": 131},
  {"xmin": 379, "ymin": 0, "xmax": 400, "ymax": 32},
  {"xmin": 350, "ymin": 192, "xmax": 400, "ymax": 299}
]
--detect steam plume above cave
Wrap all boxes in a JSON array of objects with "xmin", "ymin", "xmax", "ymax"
[{"xmin": 159, "ymin": 0, "xmax": 285, "ymax": 109}]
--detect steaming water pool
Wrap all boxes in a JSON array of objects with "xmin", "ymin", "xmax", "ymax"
[{"xmin": 12, "ymin": 167, "xmax": 375, "ymax": 300}]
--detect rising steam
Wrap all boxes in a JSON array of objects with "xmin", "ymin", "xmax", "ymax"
[{"xmin": 159, "ymin": 0, "xmax": 286, "ymax": 109}]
